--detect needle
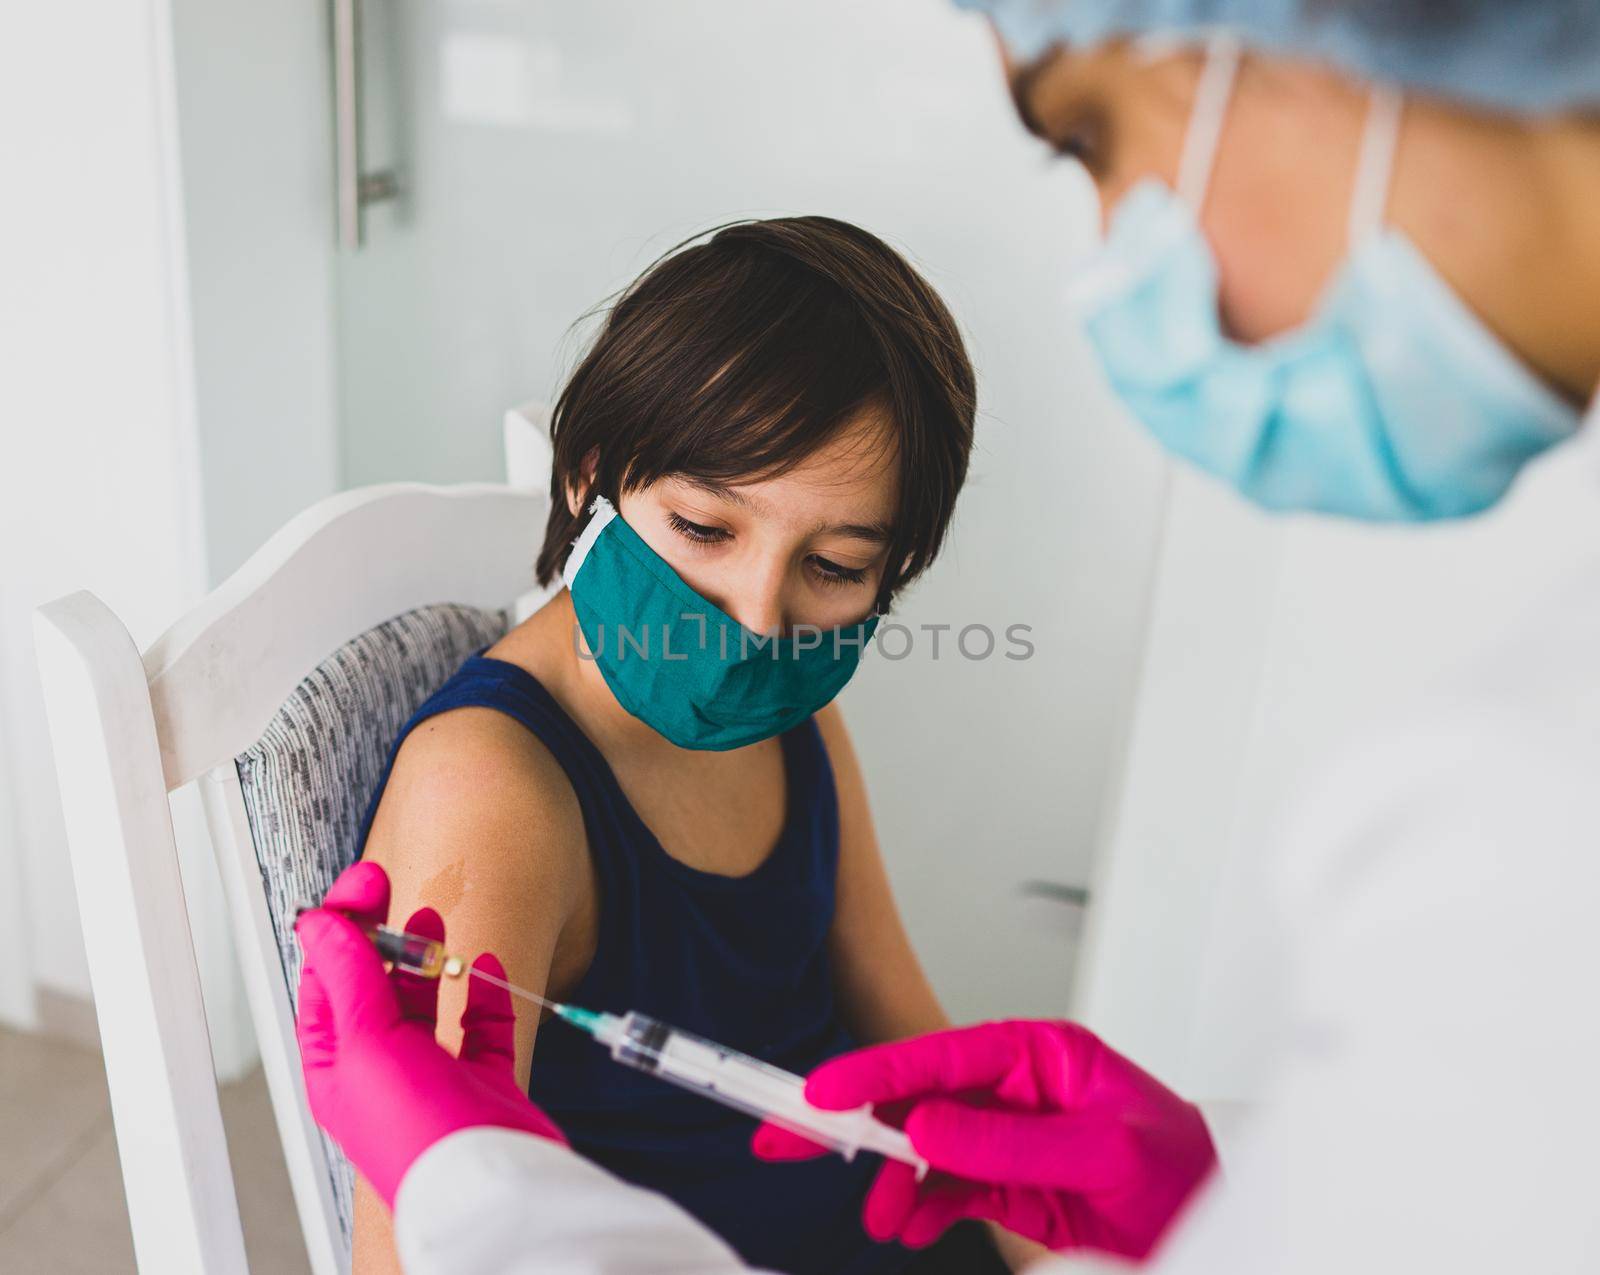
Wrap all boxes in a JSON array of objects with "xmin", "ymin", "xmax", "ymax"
[{"xmin": 462, "ymin": 962, "xmax": 562, "ymax": 1013}]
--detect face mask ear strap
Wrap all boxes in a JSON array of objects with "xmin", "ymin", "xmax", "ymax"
[
  {"xmin": 562, "ymin": 496, "xmax": 618, "ymax": 589},
  {"xmin": 1175, "ymin": 33, "xmax": 1242, "ymax": 214},
  {"xmin": 1348, "ymin": 87, "xmax": 1403, "ymax": 245}
]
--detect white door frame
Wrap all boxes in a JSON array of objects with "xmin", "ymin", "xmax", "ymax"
[{"xmin": 161, "ymin": 0, "xmax": 347, "ymax": 1075}]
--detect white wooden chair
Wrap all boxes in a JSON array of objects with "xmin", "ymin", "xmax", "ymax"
[{"xmin": 33, "ymin": 404, "xmax": 556, "ymax": 1274}]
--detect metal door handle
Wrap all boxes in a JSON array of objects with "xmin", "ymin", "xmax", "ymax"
[
  {"xmin": 334, "ymin": 0, "xmax": 397, "ymax": 249},
  {"xmin": 1019, "ymin": 880, "xmax": 1091, "ymax": 907}
]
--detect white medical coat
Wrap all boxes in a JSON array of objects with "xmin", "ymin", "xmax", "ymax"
[{"xmin": 396, "ymin": 398, "xmax": 1600, "ymax": 1274}]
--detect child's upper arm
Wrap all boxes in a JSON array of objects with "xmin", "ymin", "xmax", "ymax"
[
  {"xmin": 360, "ymin": 705, "xmax": 589, "ymax": 1082},
  {"xmin": 814, "ymin": 702, "xmax": 947, "ymax": 1043},
  {"xmin": 816, "ymin": 709, "xmax": 1046, "ymax": 1270},
  {"xmin": 351, "ymin": 707, "xmax": 589, "ymax": 1275}
]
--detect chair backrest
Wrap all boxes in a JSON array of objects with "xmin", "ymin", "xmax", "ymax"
[
  {"xmin": 234, "ymin": 601, "xmax": 511, "ymax": 1253},
  {"xmin": 34, "ymin": 408, "xmax": 554, "ymax": 1273}
]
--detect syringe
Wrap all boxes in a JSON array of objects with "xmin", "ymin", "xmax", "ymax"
[
  {"xmin": 365, "ymin": 923, "xmax": 466, "ymax": 978},
  {"xmin": 316, "ymin": 916, "xmax": 928, "ymax": 1179},
  {"xmin": 554, "ymin": 1006, "xmax": 928, "ymax": 1179}
]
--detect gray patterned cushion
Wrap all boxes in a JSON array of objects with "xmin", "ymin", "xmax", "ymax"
[{"xmin": 235, "ymin": 603, "xmax": 509, "ymax": 1259}]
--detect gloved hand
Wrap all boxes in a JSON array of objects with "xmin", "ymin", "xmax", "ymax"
[
  {"xmin": 752, "ymin": 1020, "xmax": 1215, "ymax": 1258},
  {"xmin": 295, "ymin": 861, "xmax": 565, "ymax": 1208}
]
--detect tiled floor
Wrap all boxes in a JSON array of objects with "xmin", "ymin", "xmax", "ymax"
[{"xmin": 0, "ymin": 1026, "xmax": 312, "ymax": 1273}]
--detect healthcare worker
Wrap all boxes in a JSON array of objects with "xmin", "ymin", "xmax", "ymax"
[{"xmin": 297, "ymin": 2, "xmax": 1600, "ymax": 1270}]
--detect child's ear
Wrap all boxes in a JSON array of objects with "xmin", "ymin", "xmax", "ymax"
[{"xmin": 565, "ymin": 448, "xmax": 600, "ymax": 516}]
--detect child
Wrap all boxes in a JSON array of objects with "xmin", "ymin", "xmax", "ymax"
[{"xmin": 357, "ymin": 217, "xmax": 1004, "ymax": 1273}]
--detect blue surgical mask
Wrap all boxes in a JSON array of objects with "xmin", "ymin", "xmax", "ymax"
[{"xmin": 1070, "ymin": 36, "xmax": 1580, "ymax": 521}]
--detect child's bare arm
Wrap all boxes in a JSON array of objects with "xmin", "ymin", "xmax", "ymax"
[
  {"xmin": 350, "ymin": 707, "xmax": 590, "ymax": 1275},
  {"xmin": 816, "ymin": 705, "xmax": 1047, "ymax": 1271},
  {"xmin": 815, "ymin": 703, "xmax": 947, "ymax": 1045}
]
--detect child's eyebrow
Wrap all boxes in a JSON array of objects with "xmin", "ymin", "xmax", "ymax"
[
  {"xmin": 808, "ymin": 519, "xmax": 892, "ymax": 545},
  {"xmin": 676, "ymin": 476, "xmax": 892, "ymax": 544},
  {"xmin": 676, "ymin": 475, "xmax": 764, "ymax": 512}
]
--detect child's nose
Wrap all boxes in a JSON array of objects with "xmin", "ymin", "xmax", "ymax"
[{"xmin": 721, "ymin": 561, "xmax": 790, "ymax": 638}]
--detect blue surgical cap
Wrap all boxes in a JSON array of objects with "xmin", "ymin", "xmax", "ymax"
[{"xmin": 954, "ymin": 0, "xmax": 1600, "ymax": 113}]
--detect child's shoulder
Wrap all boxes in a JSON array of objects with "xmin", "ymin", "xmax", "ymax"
[
  {"xmin": 392, "ymin": 697, "xmax": 576, "ymax": 813},
  {"xmin": 362, "ymin": 699, "xmax": 592, "ymax": 975},
  {"xmin": 374, "ymin": 698, "xmax": 587, "ymax": 884}
]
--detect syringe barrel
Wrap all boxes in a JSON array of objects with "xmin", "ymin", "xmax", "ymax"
[
  {"xmin": 609, "ymin": 1012, "xmax": 675, "ymax": 1073},
  {"xmin": 367, "ymin": 924, "xmax": 447, "ymax": 978},
  {"xmin": 606, "ymin": 1013, "xmax": 927, "ymax": 1177}
]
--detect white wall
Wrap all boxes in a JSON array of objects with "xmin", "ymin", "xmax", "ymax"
[
  {"xmin": 0, "ymin": 0, "xmax": 341, "ymax": 1076},
  {"xmin": 331, "ymin": 0, "xmax": 1170, "ymax": 1020},
  {"xmin": 0, "ymin": 0, "xmax": 211, "ymax": 1026}
]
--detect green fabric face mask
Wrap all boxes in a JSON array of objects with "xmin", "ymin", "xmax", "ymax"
[{"xmin": 562, "ymin": 498, "xmax": 880, "ymax": 751}]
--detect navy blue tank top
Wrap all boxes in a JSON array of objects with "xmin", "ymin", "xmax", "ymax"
[{"xmin": 358, "ymin": 653, "xmax": 912, "ymax": 1275}]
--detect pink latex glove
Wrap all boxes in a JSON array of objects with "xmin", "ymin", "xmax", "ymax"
[
  {"xmin": 295, "ymin": 861, "xmax": 565, "ymax": 1208},
  {"xmin": 752, "ymin": 1020, "xmax": 1215, "ymax": 1258}
]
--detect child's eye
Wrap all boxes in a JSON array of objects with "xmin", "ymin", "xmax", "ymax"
[
  {"xmin": 666, "ymin": 510, "xmax": 731, "ymax": 544},
  {"xmin": 809, "ymin": 555, "xmax": 869, "ymax": 588}
]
